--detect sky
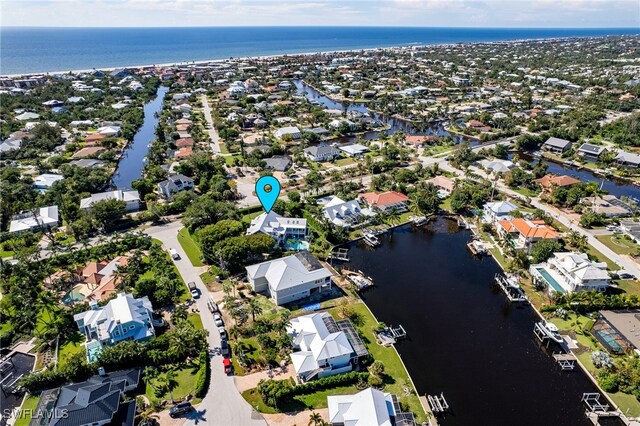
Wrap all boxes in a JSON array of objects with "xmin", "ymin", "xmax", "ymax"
[{"xmin": 1, "ymin": 0, "xmax": 639, "ymax": 28}]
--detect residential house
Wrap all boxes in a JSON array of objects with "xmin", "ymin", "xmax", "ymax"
[
  {"xmin": 264, "ymin": 156, "xmax": 292, "ymax": 172},
  {"xmin": 542, "ymin": 137, "xmax": 573, "ymax": 154},
  {"xmin": 597, "ymin": 310, "xmax": 640, "ymax": 352},
  {"xmin": 157, "ymin": 174, "xmax": 194, "ymax": 200},
  {"xmin": 0, "ymin": 139, "xmax": 21, "ymax": 153},
  {"xmin": 338, "ymin": 144, "xmax": 369, "ymax": 158},
  {"xmin": 359, "ymin": 191, "xmax": 409, "ymax": 212},
  {"xmin": 274, "ymin": 126, "xmax": 302, "ymax": 140},
  {"xmin": 74, "ymin": 293, "xmax": 156, "ymax": 361},
  {"xmin": 466, "ymin": 119, "xmax": 491, "ymax": 132},
  {"xmin": 246, "ymin": 211, "xmax": 308, "ymax": 247},
  {"xmin": 287, "ymin": 312, "xmax": 366, "ymax": 382},
  {"xmin": 483, "ymin": 201, "xmax": 517, "ymax": 223},
  {"xmin": 80, "ymin": 190, "xmax": 141, "ymax": 212},
  {"xmin": 530, "ymin": 252, "xmax": 610, "ymax": 294},
  {"xmin": 581, "ymin": 195, "xmax": 635, "ymax": 218},
  {"xmin": 71, "ymin": 146, "xmax": 106, "ymax": 159},
  {"xmin": 328, "ymin": 387, "xmax": 416, "ymax": 426},
  {"xmin": 479, "ymin": 159, "xmax": 515, "ymax": 174},
  {"xmin": 71, "ymin": 159, "xmax": 106, "ymax": 168},
  {"xmin": 322, "ymin": 196, "xmax": 372, "ymax": 227},
  {"xmin": 496, "ymin": 218, "xmax": 559, "ymax": 252},
  {"xmin": 426, "ymin": 176, "xmax": 455, "ymax": 197},
  {"xmin": 32, "ymin": 173, "xmax": 63, "ymax": 191},
  {"xmin": 615, "ymin": 151, "xmax": 640, "ymax": 168},
  {"xmin": 38, "ymin": 369, "xmax": 140, "ymax": 426},
  {"xmin": 577, "ymin": 143, "xmax": 606, "ymax": 162},
  {"xmin": 533, "ymin": 174, "xmax": 581, "ymax": 192},
  {"xmin": 9, "ymin": 206, "xmax": 59, "ymax": 233},
  {"xmin": 245, "ymin": 251, "xmax": 333, "ymax": 306},
  {"xmin": 304, "ymin": 145, "xmax": 340, "ymax": 162}
]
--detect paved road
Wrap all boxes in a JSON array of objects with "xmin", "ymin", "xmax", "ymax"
[
  {"xmin": 201, "ymin": 94, "xmax": 222, "ymax": 155},
  {"xmin": 145, "ymin": 221, "xmax": 266, "ymax": 426}
]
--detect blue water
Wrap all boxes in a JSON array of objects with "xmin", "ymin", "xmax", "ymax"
[{"xmin": 2, "ymin": 26, "xmax": 638, "ymax": 75}]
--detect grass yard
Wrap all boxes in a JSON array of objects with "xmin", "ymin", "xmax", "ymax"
[
  {"xmin": 144, "ymin": 363, "xmax": 201, "ymax": 404},
  {"xmin": 242, "ymin": 388, "xmax": 278, "ymax": 414},
  {"xmin": 439, "ymin": 197, "xmax": 453, "ymax": 213},
  {"xmin": 241, "ymin": 210, "xmax": 263, "ymax": 224},
  {"xmin": 335, "ymin": 158, "xmax": 356, "ymax": 167},
  {"xmin": 200, "ymin": 270, "xmax": 223, "ymax": 292},
  {"xmin": 177, "ymin": 228, "xmax": 204, "ymax": 267},
  {"xmin": 610, "ymin": 392, "xmax": 640, "ymax": 418},
  {"xmin": 14, "ymin": 394, "xmax": 40, "ymax": 426},
  {"xmin": 512, "ymin": 187, "xmax": 539, "ymax": 197},
  {"xmin": 596, "ymin": 234, "xmax": 639, "ymax": 256},
  {"xmin": 614, "ymin": 279, "xmax": 640, "ymax": 296},
  {"xmin": 57, "ymin": 332, "xmax": 85, "ymax": 366},
  {"xmin": 188, "ymin": 313, "xmax": 204, "ymax": 330},
  {"xmin": 585, "ymin": 244, "xmax": 619, "ymax": 271}
]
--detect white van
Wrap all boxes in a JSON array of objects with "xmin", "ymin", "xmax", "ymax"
[{"xmin": 169, "ymin": 248, "xmax": 180, "ymax": 260}]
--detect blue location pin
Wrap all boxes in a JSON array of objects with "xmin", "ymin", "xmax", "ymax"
[{"xmin": 255, "ymin": 176, "xmax": 281, "ymax": 213}]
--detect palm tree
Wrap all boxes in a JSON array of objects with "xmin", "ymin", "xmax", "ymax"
[
  {"xmin": 164, "ymin": 370, "xmax": 179, "ymax": 403},
  {"xmin": 247, "ymin": 298, "xmax": 264, "ymax": 322},
  {"xmin": 308, "ymin": 412, "xmax": 324, "ymax": 426},
  {"xmin": 385, "ymin": 207, "xmax": 402, "ymax": 226}
]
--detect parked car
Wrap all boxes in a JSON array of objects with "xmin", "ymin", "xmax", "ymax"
[
  {"xmin": 221, "ymin": 339, "xmax": 230, "ymax": 357},
  {"xmin": 223, "ymin": 357, "xmax": 233, "ymax": 375},
  {"xmin": 214, "ymin": 313, "xmax": 223, "ymax": 327},
  {"xmin": 187, "ymin": 282, "xmax": 199, "ymax": 299},
  {"xmin": 169, "ymin": 402, "xmax": 193, "ymax": 418},
  {"xmin": 169, "ymin": 248, "xmax": 180, "ymax": 260},
  {"xmin": 218, "ymin": 326, "xmax": 227, "ymax": 339},
  {"xmin": 208, "ymin": 298, "xmax": 219, "ymax": 313}
]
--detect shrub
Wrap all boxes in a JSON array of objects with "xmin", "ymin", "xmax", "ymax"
[
  {"xmin": 598, "ymin": 370, "xmax": 619, "ymax": 393},
  {"xmin": 194, "ymin": 351, "xmax": 210, "ymax": 398}
]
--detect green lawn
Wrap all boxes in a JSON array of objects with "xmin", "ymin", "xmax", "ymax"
[
  {"xmin": 610, "ymin": 392, "xmax": 640, "ymax": 418},
  {"xmin": 144, "ymin": 363, "xmax": 200, "ymax": 404},
  {"xmin": 596, "ymin": 234, "xmax": 639, "ymax": 256},
  {"xmin": 177, "ymin": 228, "xmax": 204, "ymax": 267},
  {"xmin": 439, "ymin": 197, "xmax": 453, "ymax": 213},
  {"xmin": 188, "ymin": 313, "xmax": 203, "ymax": 330},
  {"xmin": 585, "ymin": 244, "xmax": 619, "ymax": 271},
  {"xmin": 1, "ymin": 250, "xmax": 14, "ymax": 258},
  {"xmin": 241, "ymin": 210, "xmax": 263, "ymax": 224},
  {"xmin": 57, "ymin": 333, "xmax": 85, "ymax": 367},
  {"xmin": 614, "ymin": 279, "xmax": 640, "ymax": 296},
  {"xmin": 219, "ymin": 143, "xmax": 229, "ymax": 154},
  {"xmin": 200, "ymin": 270, "xmax": 222, "ymax": 292},
  {"xmin": 512, "ymin": 187, "xmax": 539, "ymax": 197},
  {"xmin": 335, "ymin": 158, "xmax": 356, "ymax": 167},
  {"xmin": 14, "ymin": 395, "xmax": 40, "ymax": 426},
  {"xmin": 242, "ymin": 388, "xmax": 278, "ymax": 414}
]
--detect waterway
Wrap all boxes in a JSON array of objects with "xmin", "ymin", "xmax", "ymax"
[
  {"xmin": 346, "ymin": 218, "xmax": 605, "ymax": 426},
  {"xmin": 111, "ymin": 86, "xmax": 169, "ymax": 189}
]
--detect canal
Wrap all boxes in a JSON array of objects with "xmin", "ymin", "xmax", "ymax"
[
  {"xmin": 111, "ymin": 85, "xmax": 169, "ymax": 189},
  {"xmin": 346, "ymin": 218, "xmax": 603, "ymax": 426}
]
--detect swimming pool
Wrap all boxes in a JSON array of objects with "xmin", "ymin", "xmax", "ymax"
[
  {"xmin": 536, "ymin": 267, "xmax": 566, "ymax": 293},
  {"xmin": 284, "ymin": 239, "xmax": 310, "ymax": 251},
  {"xmin": 593, "ymin": 328, "xmax": 623, "ymax": 353},
  {"xmin": 86, "ymin": 341, "xmax": 103, "ymax": 363},
  {"xmin": 62, "ymin": 287, "xmax": 85, "ymax": 304}
]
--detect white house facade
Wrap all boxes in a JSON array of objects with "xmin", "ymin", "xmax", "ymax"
[
  {"xmin": 246, "ymin": 211, "xmax": 308, "ymax": 246},
  {"xmin": 530, "ymin": 252, "xmax": 610, "ymax": 294}
]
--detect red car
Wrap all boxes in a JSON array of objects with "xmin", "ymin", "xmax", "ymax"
[{"xmin": 223, "ymin": 358, "xmax": 233, "ymax": 375}]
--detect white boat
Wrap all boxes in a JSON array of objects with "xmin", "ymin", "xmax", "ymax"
[
  {"xmin": 538, "ymin": 321, "xmax": 564, "ymax": 344},
  {"xmin": 410, "ymin": 215, "xmax": 428, "ymax": 225},
  {"xmin": 346, "ymin": 274, "xmax": 373, "ymax": 290},
  {"xmin": 363, "ymin": 232, "xmax": 380, "ymax": 247}
]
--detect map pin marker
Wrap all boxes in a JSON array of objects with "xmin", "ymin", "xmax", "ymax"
[{"xmin": 255, "ymin": 175, "xmax": 281, "ymax": 213}]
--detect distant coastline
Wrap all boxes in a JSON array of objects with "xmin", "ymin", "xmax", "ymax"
[{"xmin": 2, "ymin": 26, "xmax": 638, "ymax": 76}]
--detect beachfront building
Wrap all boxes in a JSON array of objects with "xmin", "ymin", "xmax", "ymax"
[
  {"xmin": 80, "ymin": 190, "xmax": 141, "ymax": 212},
  {"xmin": 482, "ymin": 201, "xmax": 517, "ymax": 223},
  {"xmin": 322, "ymin": 196, "xmax": 373, "ymax": 228},
  {"xmin": 246, "ymin": 211, "xmax": 308, "ymax": 249},
  {"xmin": 530, "ymin": 252, "xmax": 610, "ymax": 294},
  {"xmin": 496, "ymin": 218, "xmax": 559, "ymax": 252},
  {"xmin": 9, "ymin": 206, "xmax": 59, "ymax": 234},
  {"xmin": 287, "ymin": 312, "xmax": 367, "ymax": 382},
  {"xmin": 327, "ymin": 387, "xmax": 417, "ymax": 426},
  {"xmin": 245, "ymin": 251, "xmax": 333, "ymax": 306},
  {"xmin": 74, "ymin": 293, "xmax": 156, "ymax": 362},
  {"xmin": 359, "ymin": 191, "xmax": 409, "ymax": 212}
]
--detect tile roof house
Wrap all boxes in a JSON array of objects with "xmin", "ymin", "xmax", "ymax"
[
  {"xmin": 577, "ymin": 143, "xmax": 607, "ymax": 161},
  {"xmin": 359, "ymin": 191, "xmax": 409, "ymax": 212},
  {"xmin": 530, "ymin": 252, "xmax": 610, "ymax": 294},
  {"xmin": 304, "ymin": 145, "xmax": 340, "ymax": 162},
  {"xmin": 533, "ymin": 174, "xmax": 581, "ymax": 192},
  {"xmin": 246, "ymin": 211, "xmax": 308, "ymax": 247},
  {"xmin": 496, "ymin": 218, "xmax": 559, "ymax": 252},
  {"xmin": 542, "ymin": 137, "xmax": 573, "ymax": 154},
  {"xmin": 9, "ymin": 206, "xmax": 59, "ymax": 234},
  {"xmin": 74, "ymin": 293, "xmax": 156, "ymax": 361},
  {"xmin": 246, "ymin": 251, "xmax": 333, "ymax": 306},
  {"xmin": 287, "ymin": 312, "xmax": 357, "ymax": 382},
  {"xmin": 157, "ymin": 174, "xmax": 194, "ymax": 200},
  {"xmin": 328, "ymin": 387, "xmax": 417, "ymax": 426},
  {"xmin": 80, "ymin": 190, "xmax": 140, "ymax": 212},
  {"xmin": 41, "ymin": 369, "xmax": 140, "ymax": 426},
  {"xmin": 426, "ymin": 176, "xmax": 455, "ymax": 196}
]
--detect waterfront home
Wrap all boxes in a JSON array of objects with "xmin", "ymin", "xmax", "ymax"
[
  {"xmin": 581, "ymin": 195, "xmax": 634, "ymax": 217},
  {"xmin": 80, "ymin": 190, "xmax": 141, "ymax": 212},
  {"xmin": 619, "ymin": 219, "xmax": 640, "ymax": 244},
  {"xmin": 466, "ymin": 119, "xmax": 491, "ymax": 132},
  {"xmin": 577, "ymin": 143, "xmax": 607, "ymax": 162},
  {"xmin": 74, "ymin": 293, "xmax": 156, "ymax": 361},
  {"xmin": 304, "ymin": 144, "xmax": 340, "ymax": 162},
  {"xmin": 359, "ymin": 191, "xmax": 409, "ymax": 212},
  {"xmin": 264, "ymin": 155, "xmax": 292, "ymax": 171},
  {"xmin": 157, "ymin": 174, "xmax": 194, "ymax": 200},
  {"xmin": 322, "ymin": 195, "xmax": 372, "ymax": 227},
  {"xmin": 596, "ymin": 310, "xmax": 640, "ymax": 353},
  {"xmin": 246, "ymin": 211, "xmax": 308, "ymax": 248},
  {"xmin": 9, "ymin": 206, "xmax": 59, "ymax": 234},
  {"xmin": 245, "ymin": 251, "xmax": 333, "ymax": 306},
  {"xmin": 327, "ymin": 387, "xmax": 416, "ymax": 426},
  {"xmin": 329, "ymin": 119, "xmax": 357, "ymax": 131},
  {"xmin": 274, "ymin": 126, "xmax": 302, "ymax": 140},
  {"xmin": 71, "ymin": 158, "xmax": 105, "ymax": 168},
  {"xmin": 542, "ymin": 136, "xmax": 573, "ymax": 154},
  {"xmin": 533, "ymin": 174, "xmax": 580, "ymax": 192},
  {"xmin": 496, "ymin": 218, "xmax": 559, "ymax": 252},
  {"xmin": 32, "ymin": 173, "xmax": 63, "ymax": 191},
  {"xmin": 530, "ymin": 252, "xmax": 610, "ymax": 294},
  {"xmin": 71, "ymin": 146, "xmax": 106, "ymax": 159},
  {"xmin": 37, "ymin": 369, "xmax": 140, "ymax": 426},
  {"xmin": 287, "ymin": 312, "xmax": 366, "ymax": 382},
  {"xmin": 614, "ymin": 151, "xmax": 640, "ymax": 168},
  {"xmin": 338, "ymin": 143, "xmax": 369, "ymax": 158},
  {"xmin": 427, "ymin": 176, "xmax": 455, "ymax": 197},
  {"xmin": 482, "ymin": 201, "xmax": 517, "ymax": 223},
  {"xmin": 479, "ymin": 159, "xmax": 515, "ymax": 174},
  {"xmin": 0, "ymin": 139, "xmax": 21, "ymax": 153}
]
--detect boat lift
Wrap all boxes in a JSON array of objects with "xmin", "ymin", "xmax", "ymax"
[
  {"xmin": 494, "ymin": 274, "xmax": 527, "ymax": 303},
  {"xmin": 390, "ymin": 325, "xmax": 407, "ymax": 340},
  {"xmin": 329, "ymin": 247, "xmax": 350, "ymax": 262},
  {"xmin": 427, "ymin": 393, "xmax": 449, "ymax": 414},
  {"xmin": 553, "ymin": 353, "xmax": 576, "ymax": 371}
]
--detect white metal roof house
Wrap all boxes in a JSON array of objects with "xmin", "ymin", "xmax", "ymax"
[
  {"xmin": 482, "ymin": 201, "xmax": 517, "ymax": 223},
  {"xmin": 32, "ymin": 173, "xmax": 64, "ymax": 191},
  {"xmin": 287, "ymin": 312, "xmax": 355, "ymax": 382},
  {"xmin": 304, "ymin": 145, "xmax": 340, "ymax": 162},
  {"xmin": 157, "ymin": 174, "xmax": 194, "ymax": 200},
  {"xmin": 80, "ymin": 190, "xmax": 140, "ymax": 212},
  {"xmin": 9, "ymin": 206, "xmax": 59, "ymax": 234},
  {"xmin": 323, "ymin": 196, "xmax": 373, "ymax": 228},
  {"xmin": 274, "ymin": 126, "xmax": 302, "ymax": 140},
  {"xmin": 615, "ymin": 151, "xmax": 640, "ymax": 168},
  {"xmin": 530, "ymin": 252, "xmax": 610, "ymax": 294},
  {"xmin": 338, "ymin": 144, "xmax": 369, "ymax": 158},
  {"xmin": 328, "ymin": 387, "xmax": 417, "ymax": 426},
  {"xmin": 74, "ymin": 293, "xmax": 156, "ymax": 361},
  {"xmin": 246, "ymin": 211, "xmax": 308, "ymax": 247},
  {"xmin": 245, "ymin": 251, "xmax": 333, "ymax": 306}
]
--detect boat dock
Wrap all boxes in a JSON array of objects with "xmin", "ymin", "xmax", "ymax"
[
  {"xmin": 533, "ymin": 321, "xmax": 564, "ymax": 346},
  {"xmin": 494, "ymin": 273, "xmax": 527, "ymax": 303},
  {"xmin": 375, "ymin": 324, "xmax": 407, "ymax": 346},
  {"xmin": 553, "ymin": 352, "xmax": 577, "ymax": 371},
  {"xmin": 343, "ymin": 270, "xmax": 374, "ymax": 291},
  {"xmin": 426, "ymin": 393, "xmax": 450, "ymax": 414},
  {"xmin": 329, "ymin": 247, "xmax": 350, "ymax": 262},
  {"xmin": 363, "ymin": 232, "xmax": 380, "ymax": 247},
  {"xmin": 409, "ymin": 215, "xmax": 428, "ymax": 226},
  {"xmin": 467, "ymin": 239, "xmax": 491, "ymax": 255}
]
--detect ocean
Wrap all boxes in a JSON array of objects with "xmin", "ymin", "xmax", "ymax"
[{"xmin": 1, "ymin": 26, "xmax": 638, "ymax": 75}]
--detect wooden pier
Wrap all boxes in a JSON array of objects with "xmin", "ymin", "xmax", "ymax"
[{"xmin": 553, "ymin": 353, "xmax": 577, "ymax": 371}]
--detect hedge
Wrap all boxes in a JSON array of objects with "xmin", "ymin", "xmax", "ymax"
[{"xmin": 194, "ymin": 351, "xmax": 210, "ymax": 398}]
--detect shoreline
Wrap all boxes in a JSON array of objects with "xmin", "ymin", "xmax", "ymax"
[{"xmin": 2, "ymin": 33, "xmax": 637, "ymax": 78}]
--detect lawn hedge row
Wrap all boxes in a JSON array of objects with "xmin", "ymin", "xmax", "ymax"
[{"xmin": 194, "ymin": 351, "xmax": 210, "ymax": 398}]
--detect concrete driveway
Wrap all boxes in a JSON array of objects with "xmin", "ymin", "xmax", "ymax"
[{"xmin": 145, "ymin": 222, "xmax": 266, "ymax": 426}]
